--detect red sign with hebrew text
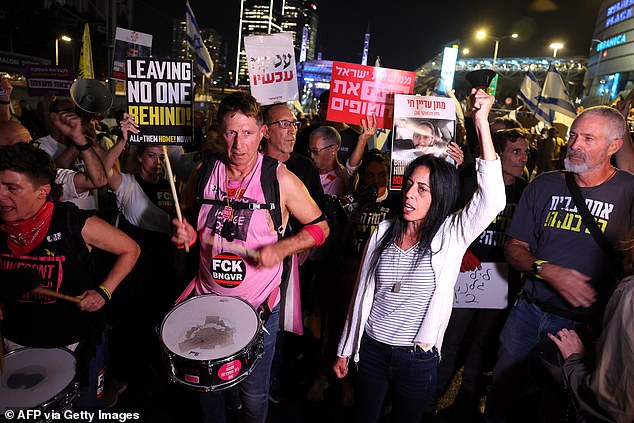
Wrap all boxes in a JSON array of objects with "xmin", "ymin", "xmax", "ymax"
[{"xmin": 327, "ymin": 61, "xmax": 416, "ymax": 129}]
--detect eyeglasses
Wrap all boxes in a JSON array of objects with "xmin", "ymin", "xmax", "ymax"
[
  {"xmin": 309, "ymin": 144, "xmax": 336, "ymax": 155},
  {"xmin": 267, "ymin": 120, "xmax": 302, "ymax": 130}
]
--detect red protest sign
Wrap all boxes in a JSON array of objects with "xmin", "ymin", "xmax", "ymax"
[{"xmin": 327, "ymin": 61, "xmax": 416, "ymax": 130}]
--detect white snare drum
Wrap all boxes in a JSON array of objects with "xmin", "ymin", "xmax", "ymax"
[
  {"xmin": 0, "ymin": 348, "xmax": 79, "ymax": 415},
  {"xmin": 160, "ymin": 295, "xmax": 264, "ymax": 391}
]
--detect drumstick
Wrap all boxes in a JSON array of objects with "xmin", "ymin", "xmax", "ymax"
[
  {"xmin": 163, "ymin": 145, "xmax": 188, "ymax": 253},
  {"xmin": 33, "ymin": 287, "xmax": 81, "ymax": 303}
]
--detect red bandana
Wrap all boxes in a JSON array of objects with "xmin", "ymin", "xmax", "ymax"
[{"xmin": 1, "ymin": 201, "xmax": 54, "ymax": 256}]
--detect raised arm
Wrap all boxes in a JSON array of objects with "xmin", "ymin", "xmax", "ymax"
[
  {"xmin": 348, "ymin": 113, "xmax": 377, "ymax": 168},
  {"xmin": 103, "ymin": 113, "xmax": 139, "ymax": 191},
  {"xmin": 471, "ymin": 88, "xmax": 496, "ymax": 161},
  {"xmin": 51, "ymin": 111, "xmax": 107, "ymax": 192}
]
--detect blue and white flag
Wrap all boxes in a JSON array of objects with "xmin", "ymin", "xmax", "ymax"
[
  {"xmin": 518, "ymin": 71, "xmax": 541, "ymax": 113},
  {"xmin": 536, "ymin": 64, "xmax": 576, "ymax": 127},
  {"xmin": 186, "ymin": 2, "xmax": 213, "ymax": 77}
]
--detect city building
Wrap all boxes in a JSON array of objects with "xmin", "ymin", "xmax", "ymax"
[
  {"xmin": 585, "ymin": 0, "xmax": 634, "ymax": 102},
  {"xmin": 235, "ymin": 0, "xmax": 283, "ymax": 85},
  {"xmin": 171, "ymin": 19, "xmax": 225, "ymax": 82},
  {"xmin": 281, "ymin": 0, "xmax": 319, "ymax": 62}
]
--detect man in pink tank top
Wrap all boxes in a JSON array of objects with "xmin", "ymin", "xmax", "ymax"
[{"xmin": 172, "ymin": 92, "xmax": 329, "ymax": 423}]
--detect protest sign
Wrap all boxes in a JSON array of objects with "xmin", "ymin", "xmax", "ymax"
[
  {"xmin": 245, "ymin": 32, "xmax": 298, "ymax": 105},
  {"xmin": 126, "ymin": 58, "xmax": 193, "ymax": 145},
  {"xmin": 453, "ymin": 262, "xmax": 509, "ymax": 309},
  {"xmin": 327, "ymin": 62, "xmax": 415, "ymax": 130},
  {"xmin": 112, "ymin": 28, "xmax": 153, "ymax": 81},
  {"xmin": 24, "ymin": 65, "xmax": 74, "ymax": 96},
  {"xmin": 390, "ymin": 94, "xmax": 455, "ymax": 189}
]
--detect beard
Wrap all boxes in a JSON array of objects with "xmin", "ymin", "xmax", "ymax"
[
  {"xmin": 564, "ymin": 150, "xmax": 589, "ymax": 173},
  {"xmin": 564, "ymin": 157, "xmax": 589, "ymax": 173}
]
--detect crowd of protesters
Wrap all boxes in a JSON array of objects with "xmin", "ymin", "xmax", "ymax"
[{"xmin": 1, "ymin": 70, "xmax": 634, "ymax": 423}]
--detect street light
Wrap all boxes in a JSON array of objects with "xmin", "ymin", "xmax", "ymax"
[
  {"xmin": 550, "ymin": 42, "xmax": 564, "ymax": 58},
  {"xmin": 475, "ymin": 30, "xmax": 518, "ymax": 67},
  {"xmin": 55, "ymin": 35, "xmax": 72, "ymax": 66},
  {"xmin": 462, "ymin": 48, "xmax": 470, "ymax": 55}
]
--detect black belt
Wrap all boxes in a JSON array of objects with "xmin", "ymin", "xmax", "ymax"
[{"xmin": 522, "ymin": 294, "xmax": 592, "ymax": 322}]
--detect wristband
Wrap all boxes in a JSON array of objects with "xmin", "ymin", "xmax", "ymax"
[
  {"xmin": 75, "ymin": 142, "xmax": 91, "ymax": 151},
  {"xmin": 304, "ymin": 224, "xmax": 326, "ymax": 247},
  {"xmin": 0, "ymin": 100, "xmax": 10, "ymax": 105},
  {"xmin": 97, "ymin": 285, "xmax": 112, "ymax": 302},
  {"xmin": 178, "ymin": 231, "xmax": 198, "ymax": 249},
  {"xmin": 532, "ymin": 260, "xmax": 548, "ymax": 280}
]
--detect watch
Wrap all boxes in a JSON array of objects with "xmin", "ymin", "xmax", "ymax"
[{"xmin": 532, "ymin": 260, "xmax": 548, "ymax": 279}]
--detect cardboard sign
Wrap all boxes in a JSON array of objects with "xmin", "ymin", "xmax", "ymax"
[
  {"xmin": 390, "ymin": 94, "xmax": 455, "ymax": 189},
  {"xmin": 327, "ymin": 61, "xmax": 415, "ymax": 130},
  {"xmin": 244, "ymin": 32, "xmax": 298, "ymax": 105},
  {"xmin": 126, "ymin": 58, "xmax": 193, "ymax": 145},
  {"xmin": 453, "ymin": 262, "xmax": 509, "ymax": 309},
  {"xmin": 112, "ymin": 27, "xmax": 153, "ymax": 81},
  {"xmin": 24, "ymin": 65, "xmax": 74, "ymax": 97}
]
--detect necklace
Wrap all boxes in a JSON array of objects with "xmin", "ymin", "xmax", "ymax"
[
  {"xmin": 221, "ymin": 160, "xmax": 258, "ymax": 242},
  {"xmin": 391, "ymin": 243, "xmax": 416, "ymax": 293}
]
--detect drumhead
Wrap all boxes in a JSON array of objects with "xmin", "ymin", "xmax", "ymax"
[
  {"xmin": 0, "ymin": 348, "xmax": 76, "ymax": 412},
  {"xmin": 161, "ymin": 295, "xmax": 260, "ymax": 361}
]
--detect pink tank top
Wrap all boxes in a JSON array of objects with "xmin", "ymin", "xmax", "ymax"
[{"xmin": 193, "ymin": 153, "xmax": 282, "ymax": 308}]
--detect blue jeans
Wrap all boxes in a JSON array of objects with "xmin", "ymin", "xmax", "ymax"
[
  {"xmin": 485, "ymin": 298, "xmax": 579, "ymax": 423},
  {"xmin": 198, "ymin": 305, "xmax": 279, "ymax": 423},
  {"xmin": 355, "ymin": 334, "xmax": 438, "ymax": 423}
]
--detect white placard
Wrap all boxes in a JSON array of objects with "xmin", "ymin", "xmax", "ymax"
[
  {"xmin": 453, "ymin": 262, "xmax": 509, "ymax": 309},
  {"xmin": 244, "ymin": 32, "xmax": 298, "ymax": 105}
]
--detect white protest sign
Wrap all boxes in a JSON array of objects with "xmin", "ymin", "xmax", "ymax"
[
  {"xmin": 453, "ymin": 262, "xmax": 509, "ymax": 309},
  {"xmin": 244, "ymin": 32, "xmax": 298, "ymax": 105}
]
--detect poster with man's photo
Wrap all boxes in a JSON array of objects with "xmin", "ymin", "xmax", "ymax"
[
  {"xmin": 112, "ymin": 27, "xmax": 153, "ymax": 81},
  {"xmin": 390, "ymin": 94, "xmax": 456, "ymax": 190}
]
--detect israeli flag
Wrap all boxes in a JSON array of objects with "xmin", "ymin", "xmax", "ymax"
[
  {"xmin": 186, "ymin": 2, "xmax": 213, "ymax": 77},
  {"xmin": 518, "ymin": 71, "xmax": 541, "ymax": 113},
  {"xmin": 536, "ymin": 64, "xmax": 576, "ymax": 126}
]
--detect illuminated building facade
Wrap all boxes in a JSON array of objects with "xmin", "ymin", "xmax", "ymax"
[{"xmin": 586, "ymin": 0, "xmax": 634, "ymax": 100}]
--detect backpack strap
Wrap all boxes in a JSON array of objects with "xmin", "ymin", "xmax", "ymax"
[
  {"xmin": 196, "ymin": 154, "xmax": 282, "ymax": 239},
  {"xmin": 261, "ymin": 155, "xmax": 283, "ymax": 240},
  {"xmin": 196, "ymin": 153, "xmax": 219, "ymax": 205}
]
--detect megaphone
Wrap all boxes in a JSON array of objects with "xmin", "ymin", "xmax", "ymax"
[
  {"xmin": 70, "ymin": 79, "xmax": 113, "ymax": 115},
  {"xmin": 465, "ymin": 69, "xmax": 498, "ymax": 90}
]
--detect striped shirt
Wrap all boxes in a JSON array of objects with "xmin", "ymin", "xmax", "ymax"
[{"xmin": 365, "ymin": 243, "xmax": 435, "ymax": 346}]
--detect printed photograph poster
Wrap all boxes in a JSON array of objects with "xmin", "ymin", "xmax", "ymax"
[
  {"xmin": 24, "ymin": 65, "xmax": 74, "ymax": 97},
  {"xmin": 453, "ymin": 262, "xmax": 509, "ymax": 309},
  {"xmin": 126, "ymin": 58, "xmax": 193, "ymax": 145},
  {"xmin": 389, "ymin": 94, "xmax": 456, "ymax": 190},
  {"xmin": 112, "ymin": 27, "xmax": 153, "ymax": 81},
  {"xmin": 245, "ymin": 32, "xmax": 298, "ymax": 105},
  {"xmin": 327, "ymin": 61, "xmax": 416, "ymax": 130}
]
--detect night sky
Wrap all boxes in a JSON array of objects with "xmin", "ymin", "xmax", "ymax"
[{"xmin": 135, "ymin": 0, "xmax": 603, "ymax": 72}]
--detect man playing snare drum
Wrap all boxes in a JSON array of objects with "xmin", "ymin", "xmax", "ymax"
[{"xmin": 172, "ymin": 92, "xmax": 329, "ymax": 423}]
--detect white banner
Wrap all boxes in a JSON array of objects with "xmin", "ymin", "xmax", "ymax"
[
  {"xmin": 453, "ymin": 262, "xmax": 509, "ymax": 309},
  {"xmin": 244, "ymin": 32, "xmax": 298, "ymax": 105}
]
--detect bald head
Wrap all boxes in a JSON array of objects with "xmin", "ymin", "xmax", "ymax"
[{"xmin": 0, "ymin": 121, "xmax": 32, "ymax": 146}]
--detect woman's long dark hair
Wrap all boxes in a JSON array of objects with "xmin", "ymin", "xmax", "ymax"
[{"xmin": 368, "ymin": 155, "xmax": 458, "ymax": 275}]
